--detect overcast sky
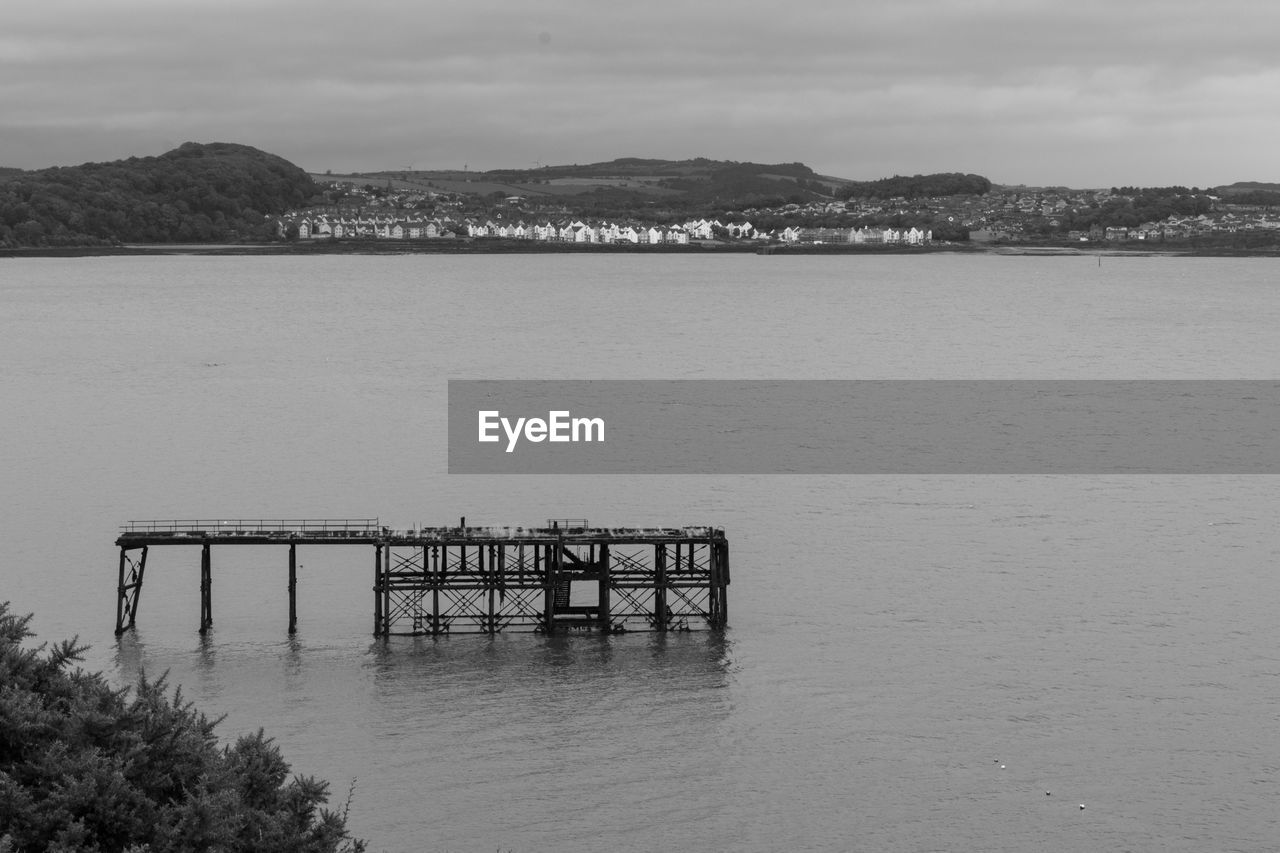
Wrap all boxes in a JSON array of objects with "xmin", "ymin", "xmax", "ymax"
[{"xmin": 4, "ymin": 0, "xmax": 1280, "ymax": 187}]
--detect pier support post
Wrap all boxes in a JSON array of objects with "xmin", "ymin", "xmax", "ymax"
[
  {"xmin": 598, "ymin": 543, "xmax": 611, "ymax": 631},
  {"xmin": 288, "ymin": 543, "xmax": 297, "ymax": 634},
  {"xmin": 431, "ymin": 544, "xmax": 441, "ymax": 636},
  {"xmin": 381, "ymin": 544, "xmax": 391, "ymax": 636},
  {"xmin": 373, "ymin": 544, "xmax": 384, "ymax": 637},
  {"xmin": 495, "ymin": 544, "xmax": 506, "ymax": 634},
  {"xmin": 483, "ymin": 544, "xmax": 495, "ymax": 634},
  {"xmin": 542, "ymin": 541, "xmax": 557, "ymax": 635},
  {"xmin": 720, "ymin": 541, "xmax": 730, "ymax": 627},
  {"xmin": 712, "ymin": 540, "xmax": 730, "ymax": 628},
  {"xmin": 199, "ymin": 543, "xmax": 212, "ymax": 634},
  {"xmin": 654, "ymin": 543, "xmax": 668, "ymax": 631},
  {"xmin": 114, "ymin": 545, "xmax": 148, "ymax": 635},
  {"xmin": 115, "ymin": 549, "xmax": 127, "ymax": 635}
]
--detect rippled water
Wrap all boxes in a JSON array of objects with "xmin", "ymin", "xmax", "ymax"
[{"xmin": 4, "ymin": 253, "xmax": 1280, "ymax": 851}]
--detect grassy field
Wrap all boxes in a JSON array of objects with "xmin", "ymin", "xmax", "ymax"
[{"xmin": 312, "ymin": 169, "xmax": 682, "ymax": 199}]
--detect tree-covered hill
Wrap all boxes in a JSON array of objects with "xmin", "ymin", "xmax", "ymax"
[
  {"xmin": 837, "ymin": 172, "xmax": 993, "ymax": 200},
  {"xmin": 0, "ymin": 142, "xmax": 317, "ymax": 247},
  {"xmin": 1213, "ymin": 181, "xmax": 1280, "ymax": 207}
]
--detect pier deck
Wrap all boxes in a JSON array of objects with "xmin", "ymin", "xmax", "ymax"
[{"xmin": 115, "ymin": 519, "xmax": 729, "ymax": 637}]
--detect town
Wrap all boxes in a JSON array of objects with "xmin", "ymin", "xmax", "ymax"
[
  {"xmin": 283, "ymin": 211, "xmax": 934, "ymax": 246},
  {"xmin": 276, "ymin": 177, "xmax": 1280, "ymax": 248}
]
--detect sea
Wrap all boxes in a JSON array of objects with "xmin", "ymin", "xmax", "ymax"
[{"xmin": 2, "ymin": 251, "xmax": 1280, "ymax": 852}]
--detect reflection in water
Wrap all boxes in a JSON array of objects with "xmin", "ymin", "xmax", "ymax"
[
  {"xmin": 112, "ymin": 630, "xmax": 145, "ymax": 684},
  {"xmin": 108, "ymin": 626, "xmax": 739, "ymax": 849},
  {"xmin": 113, "ymin": 627, "xmax": 315, "ymax": 709},
  {"xmin": 353, "ymin": 631, "xmax": 737, "ymax": 849},
  {"xmin": 281, "ymin": 633, "xmax": 303, "ymax": 679},
  {"xmin": 366, "ymin": 630, "xmax": 734, "ymax": 689},
  {"xmin": 196, "ymin": 631, "xmax": 217, "ymax": 670},
  {"xmin": 25, "ymin": 256, "xmax": 1280, "ymax": 852}
]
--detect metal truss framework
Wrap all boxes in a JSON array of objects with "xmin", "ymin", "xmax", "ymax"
[
  {"xmin": 113, "ymin": 521, "xmax": 729, "ymax": 636},
  {"xmin": 376, "ymin": 534, "xmax": 729, "ymax": 635}
]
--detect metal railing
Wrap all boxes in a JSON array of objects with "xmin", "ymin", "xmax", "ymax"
[
  {"xmin": 120, "ymin": 518, "xmax": 381, "ymax": 534},
  {"xmin": 405, "ymin": 525, "xmax": 721, "ymax": 539},
  {"xmin": 118, "ymin": 519, "xmax": 723, "ymax": 540}
]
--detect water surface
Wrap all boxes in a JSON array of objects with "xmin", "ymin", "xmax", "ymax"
[{"xmin": 3, "ymin": 253, "xmax": 1279, "ymax": 851}]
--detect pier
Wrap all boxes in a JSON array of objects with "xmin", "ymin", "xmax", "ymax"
[{"xmin": 115, "ymin": 519, "xmax": 729, "ymax": 636}]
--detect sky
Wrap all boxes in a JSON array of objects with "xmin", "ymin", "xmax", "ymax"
[{"xmin": 4, "ymin": 0, "xmax": 1280, "ymax": 188}]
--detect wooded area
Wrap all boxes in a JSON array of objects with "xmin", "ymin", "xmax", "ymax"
[{"xmin": 0, "ymin": 143, "xmax": 317, "ymax": 247}]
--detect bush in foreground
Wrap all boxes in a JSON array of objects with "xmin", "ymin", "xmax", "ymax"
[{"xmin": 0, "ymin": 602, "xmax": 363, "ymax": 852}]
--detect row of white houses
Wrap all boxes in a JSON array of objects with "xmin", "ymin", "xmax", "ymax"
[
  {"xmin": 780, "ymin": 225, "xmax": 933, "ymax": 245},
  {"xmin": 282, "ymin": 214, "xmax": 933, "ymax": 245},
  {"xmin": 289, "ymin": 216, "xmax": 693, "ymax": 244}
]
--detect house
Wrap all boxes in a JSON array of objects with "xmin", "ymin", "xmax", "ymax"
[
  {"xmin": 685, "ymin": 219, "xmax": 715, "ymax": 239},
  {"xmin": 807, "ymin": 227, "xmax": 844, "ymax": 243}
]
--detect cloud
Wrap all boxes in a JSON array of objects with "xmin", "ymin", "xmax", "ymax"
[{"xmin": 3, "ymin": 0, "xmax": 1280, "ymax": 185}]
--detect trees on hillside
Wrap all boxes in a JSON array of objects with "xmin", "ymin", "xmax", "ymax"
[
  {"xmin": 0, "ymin": 143, "xmax": 317, "ymax": 247},
  {"xmin": 838, "ymin": 173, "xmax": 993, "ymax": 201}
]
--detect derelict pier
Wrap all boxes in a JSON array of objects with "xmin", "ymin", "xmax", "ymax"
[{"xmin": 114, "ymin": 519, "xmax": 729, "ymax": 637}]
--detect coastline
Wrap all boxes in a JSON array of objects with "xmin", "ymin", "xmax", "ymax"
[{"xmin": 3, "ymin": 238, "xmax": 1278, "ymax": 259}]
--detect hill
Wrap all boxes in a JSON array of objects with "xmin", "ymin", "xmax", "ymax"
[
  {"xmin": 837, "ymin": 172, "xmax": 993, "ymax": 200},
  {"xmin": 323, "ymin": 157, "xmax": 844, "ymax": 216},
  {"xmin": 1213, "ymin": 181, "xmax": 1280, "ymax": 206},
  {"xmin": 318, "ymin": 160, "xmax": 1006, "ymax": 222},
  {"xmin": 0, "ymin": 142, "xmax": 317, "ymax": 247},
  {"xmin": 1216, "ymin": 181, "xmax": 1280, "ymax": 192}
]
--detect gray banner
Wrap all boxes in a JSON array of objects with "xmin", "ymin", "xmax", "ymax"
[{"xmin": 447, "ymin": 380, "xmax": 1280, "ymax": 474}]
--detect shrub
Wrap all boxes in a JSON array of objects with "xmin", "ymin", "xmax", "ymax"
[{"xmin": 0, "ymin": 602, "xmax": 363, "ymax": 852}]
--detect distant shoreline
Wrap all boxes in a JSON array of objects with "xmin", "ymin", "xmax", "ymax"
[{"xmin": 3, "ymin": 239, "xmax": 1278, "ymax": 259}]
